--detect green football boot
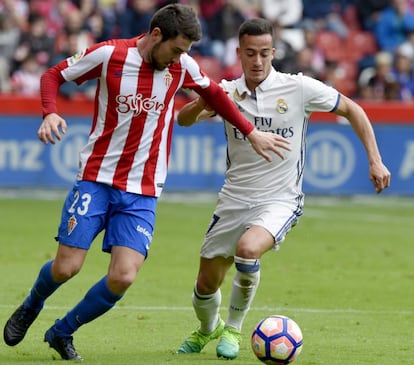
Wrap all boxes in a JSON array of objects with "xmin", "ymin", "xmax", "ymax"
[
  {"xmin": 216, "ymin": 326, "xmax": 242, "ymax": 359},
  {"xmin": 177, "ymin": 318, "xmax": 225, "ymax": 354}
]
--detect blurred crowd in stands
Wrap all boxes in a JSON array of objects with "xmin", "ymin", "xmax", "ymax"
[{"xmin": 1, "ymin": 0, "xmax": 414, "ymax": 102}]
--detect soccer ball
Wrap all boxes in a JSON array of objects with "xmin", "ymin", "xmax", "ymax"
[{"xmin": 251, "ymin": 315, "xmax": 303, "ymax": 364}]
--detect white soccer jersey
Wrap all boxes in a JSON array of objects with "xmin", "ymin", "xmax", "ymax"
[
  {"xmin": 54, "ymin": 37, "xmax": 211, "ymax": 197},
  {"xmin": 220, "ymin": 68, "xmax": 340, "ymax": 203}
]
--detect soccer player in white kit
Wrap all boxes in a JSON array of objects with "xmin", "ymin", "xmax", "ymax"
[
  {"xmin": 177, "ymin": 18, "xmax": 391, "ymax": 360},
  {"xmin": 3, "ymin": 5, "xmax": 290, "ymax": 361}
]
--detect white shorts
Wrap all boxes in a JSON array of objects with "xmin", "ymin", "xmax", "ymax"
[{"xmin": 200, "ymin": 193, "xmax": 303, "ymax": 259}]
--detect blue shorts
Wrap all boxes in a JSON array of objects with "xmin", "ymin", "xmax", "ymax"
[{"xmin": 56, "ymin": 181, "xmax": 157, "ymax": 257}]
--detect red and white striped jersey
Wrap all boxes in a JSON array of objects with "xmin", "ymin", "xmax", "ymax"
[{"xmin": 41, "ymin": 36, "xmax": 253, "ymax": 197}]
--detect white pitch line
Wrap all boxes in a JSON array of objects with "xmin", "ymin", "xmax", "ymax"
[{"xmin": 0, "ymin": 304, "xmax": 413, "ymax": 316}]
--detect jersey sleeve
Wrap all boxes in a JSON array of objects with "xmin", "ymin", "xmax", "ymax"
[
  {"xmin": 301, "ymin": 74, "xmax": 340, "ymax": 113},
  {"xmin": 59, "ymin": 42, "xmax": 106, "ymax": 84},
  {"xmin": 40, "ymin": 67, "xmax": 65, "ymax": 117},
  {"xmin": 40, "ymin": 42, "xmax": 108, "ymax": 117}
]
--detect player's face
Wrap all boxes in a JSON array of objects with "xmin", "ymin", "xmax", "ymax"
[
  {"xmin": 150, "ymin": 33, "xmax": 192, "ymax": 70},
  {"xmin": 237, "ymin": 33, "xmax": 275, "ymax": 91}
]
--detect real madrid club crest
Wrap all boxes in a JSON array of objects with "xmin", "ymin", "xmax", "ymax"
[
  {"xmin": 164, "ymin": 72, "xmax": 172, "ymax": 88},
  {"xmin": 276, "ymin": 98, "xmax": 288, "ymax": 114}
]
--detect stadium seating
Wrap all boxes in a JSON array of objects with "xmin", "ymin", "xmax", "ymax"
[
  {"xmin": 344, "ymin": 30, "xmax": 378, "ymax": 62},
  {"xmin": 315, "ymin": 31, "xmax": 344, "ymax": 62}
]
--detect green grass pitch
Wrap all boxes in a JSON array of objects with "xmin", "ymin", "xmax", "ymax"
[{"xmin": 0, "ymin": 194, "xmax": 413, "ymax": 365}]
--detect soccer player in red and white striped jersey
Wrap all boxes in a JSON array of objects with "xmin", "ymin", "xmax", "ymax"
[{"xmin": 3, "ymin": 4, "xmax": 291, "ymax": 360}]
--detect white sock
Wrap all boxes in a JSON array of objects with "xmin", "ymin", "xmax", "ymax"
[
  {"xmin": 226, "ymin": 256, "xmax": 260, "ymax": 331},
  {"xmin": 192, "ymin": 285, "xmax": 222, "ymax": 334}
]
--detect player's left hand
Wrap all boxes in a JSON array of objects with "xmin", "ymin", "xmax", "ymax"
[
  {"xmin": 246, "ymin": 128, "xmax": 291, "ymax": 162},
  {"xmin": 369, "ymin": 161, "xmax": 391, "ymax": 193}
]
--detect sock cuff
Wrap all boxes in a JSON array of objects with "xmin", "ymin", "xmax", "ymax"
[
  {"xmin": 234, "ymin": 256, "xmax": 260, "ymax": 273},
  {"xmin": 101, "ymin": 276, "xmax": 124, "ymax": 303},
  {"xmin": 193, "ymin": 284, "xmax": 219, "ymax": 301},
  {"xmin": 40, "ymin": 259, "xmax": 56, "ymax": 283}
]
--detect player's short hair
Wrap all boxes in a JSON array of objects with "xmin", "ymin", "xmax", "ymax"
[
  {"xmin": 238, "ymin": 18, "xmax": 274, "ymax": 41},
  {"xmin": 150, "ymin": 4, "xmax": 201, "ymax": 42}
]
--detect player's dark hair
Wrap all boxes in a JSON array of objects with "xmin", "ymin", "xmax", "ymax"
[
  {"xmin": 150, "ymin": 4, "xmax": 201, "ymax": 42},
  {"xmin": 238, "ymin": 18, "xmax": 274, "ymax": 41}
]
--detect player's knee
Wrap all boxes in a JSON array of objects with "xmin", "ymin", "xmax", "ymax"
[
  {"xmin": 52, "ymin": 262, "xmax": 81, "ymax": 283},
  {"xmin": 107, "ymin": 271, "xmax": 136, "ymax": 293},
  {"xmin": 236, "ymin": 244, "xmax": 261, "ymax": 258}
]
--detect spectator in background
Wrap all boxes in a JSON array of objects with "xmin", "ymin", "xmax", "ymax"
[
  {"xmin": 207, "ymin": 0, "xmax": 246, "ymax": 66},
  {"xmin": 156, "ymin": 0, "xmax": 179, "ymax": 8},
  {"xmin": 358, "ymin": 51, "xmax": 400, "ymax": 100},
  {"xmin": 301, "ymin": 0, "xmax": 349, "ymax": 39},
  {"xmin": 13, "ymin": 12, "xmax": 55, "ymax": 72},
  {"xmin": 322, "ymin": 60, "xmax": 353, "ymax": 96},
  {"xmin": 54, "ymin": 7, "xmax": 95, "ymax": 55},
  {"xmin": 71, "ymin": 0, "xmax": 95, "ymax": 20},
  {"xmin": 29, "ymin": 0, "xmax": 78, "ymax": 37},
  {"xmin": 185, "ymin": 0, "xmax": 214, "ymax": 56},
  {"xmin": 291, "ymin": 20, "xmax": 327, "ymax": 80},
  {"xmin": 391, "ymin": 42, "xmax": 414, "ymax": 100},
  {"xmin": 119, "ymin": 0, "xmax": 157, "ymax": 39},
  {"xmin": 199, "ymin": 0, "xmax": 224, "ymax": 20},
  {"xmin": 195, "ymin": 0, "xmax": 226, "ymax": 59},
  {"xmin": 0, "ymin": 12, "xmax": 20, "ymax": 91},
  {"xmin": 0, "ymin": 0, "xmax": 28, "ymax": 30},
  {"xmin": 294, "ymin": 46, "xmax": 323, "ymax": 78},
  {"xmin": 86, "ymin": 9, "xmax": 112, "ymax": 43},
  {"xmin": 230, "ymin": 0, "xmax": 261, "ymax": 19},
  {"xmin": 354, "ymin": 0, "xmax": 390, "ymax": 32},
  {"xmin": 271, "ymin": 20, "xmax": 297, "ymax": 73},
  {"xmin": 375, "ymin": 0, "xmax": 414, "ymax": 53},
  {"xmin": 399, "ymin": 27, "xmax": 414, "ymax": 59},
  {"xmin": 93, "ymin": 0, "xmax": 126, "ymax": 39},
  {"xmin": 295, "ymin": 19, "xmax": 325, "ymax": 78},
  {"xmin": 261, "ymin": 0, "xmax": 303, "ymax": 27},
  {"xmin": 10, "ymin": 54, "xmax": 45, "ymax": 95}
]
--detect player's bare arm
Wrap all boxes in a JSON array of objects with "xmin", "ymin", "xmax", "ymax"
[
  {"xmin": 37, "ymin": 113, "xmax": 67, "ymax": 145},
  {"xmin": 334, "ymin": 95, "xmax": 391, "ymax": 193},
  {"xmin": 177, "ymin": 96, "xmax": 215, "ymax": 126}
]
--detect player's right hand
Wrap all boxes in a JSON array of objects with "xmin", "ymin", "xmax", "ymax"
[
  {"xmin": 37, "ymin": 113, "xmax": 67, "ymax": 144},
  {"xmin": 369, "ymin": 160, "xmax": 391, "ymax": 194}
]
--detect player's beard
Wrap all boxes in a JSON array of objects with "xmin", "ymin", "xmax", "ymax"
[{"xmin": 149, "ymin": 44, "xmax": 167, "ymax": 71}]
